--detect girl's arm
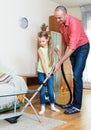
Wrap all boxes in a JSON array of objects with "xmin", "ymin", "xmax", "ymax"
[
  {"xmin": 38, "ymin": 49, "xmax": 49, "ymax": 77},
  {"xmin": 53, "ymin": 45, "xmax": 61, "ymax": 60}
]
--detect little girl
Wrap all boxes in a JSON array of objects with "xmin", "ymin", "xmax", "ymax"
[{"xmin": 37, "ymin": 31, "xmax": 60, "ymax": 115}]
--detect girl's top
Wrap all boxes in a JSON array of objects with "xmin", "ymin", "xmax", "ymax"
[{"xmin": 37, "ymin": 47, "xmax": 52, "ymax": 73}]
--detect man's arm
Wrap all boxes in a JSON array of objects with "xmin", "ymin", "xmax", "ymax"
[
  {"xmin": 53, "ymin": 46, "xmax": 74, "ymax": 73},
  {"xmin": 59, "ymin": 46, "xmax": 74, "ymax": 64}
]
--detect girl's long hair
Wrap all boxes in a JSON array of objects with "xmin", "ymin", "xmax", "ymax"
[{"xmin": 38, "ymin": 31, "xmax": 54, "ymax": 66}]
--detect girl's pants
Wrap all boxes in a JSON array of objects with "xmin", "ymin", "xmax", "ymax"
[{"xmin": 37, "ymin": 72, "xmax": 55, "ymax": 105}]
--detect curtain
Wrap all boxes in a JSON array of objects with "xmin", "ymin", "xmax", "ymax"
[
  {"xmin": 81, "ymin": 5, "xmax": 91, "ymax": 83},
  {"xmin": 51, "ymin": 31, "xmax": 61, "ymax": 92}
]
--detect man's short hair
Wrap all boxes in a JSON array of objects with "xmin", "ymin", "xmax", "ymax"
[{"xmin": 55, "ymin": 6, "xmax": 67, "ymax": 14}]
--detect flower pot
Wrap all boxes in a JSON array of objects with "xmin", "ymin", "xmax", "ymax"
[{"xmin": 41, "ymin": 27, "xmax": 47, "ymax": 31}]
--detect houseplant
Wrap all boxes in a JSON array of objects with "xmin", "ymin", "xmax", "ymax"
[{"xmin": 41, "ymin": 23, "xmax": 48, "ymax": 31}]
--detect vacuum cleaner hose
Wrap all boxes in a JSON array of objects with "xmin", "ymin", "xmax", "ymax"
[{"xmin": 55, "ymin": 63, "xmax": 72, "ymax": 108}]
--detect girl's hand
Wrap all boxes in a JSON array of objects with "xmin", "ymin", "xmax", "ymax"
[{"xmin": 46, "ymin": 73, "xmax": 50, "ymax": 79}]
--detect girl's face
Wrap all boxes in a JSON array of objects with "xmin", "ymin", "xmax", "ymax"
[{"xmin": 38, "ymin": 36, "xmax": 48, "ymax": 48}]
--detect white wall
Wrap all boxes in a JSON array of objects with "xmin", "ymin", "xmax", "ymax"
[
  {"xmin": 67, "ymin": 7, "xmax": 82, "ymax": 20},
  {"xmin": 0, "ymin": 0, "xmax": 58, "ymax": 75},
  {"xmin": 0, "ymin": 0, "xmax": 82, "ymax": 76}
]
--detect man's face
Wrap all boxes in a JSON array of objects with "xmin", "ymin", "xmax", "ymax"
[{"xmin": 54, "ymin": 10, "xmax": 66, "ymax": 24}]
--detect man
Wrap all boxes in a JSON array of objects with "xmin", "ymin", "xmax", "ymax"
[{"xmin": 53, "ymin": 6, "xmax": 90, "ymax": 114}]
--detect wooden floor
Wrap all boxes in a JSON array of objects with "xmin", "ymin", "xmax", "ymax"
[{"xmin": 24, "ymin": 88, "xmax": 91, "ymax": 130}]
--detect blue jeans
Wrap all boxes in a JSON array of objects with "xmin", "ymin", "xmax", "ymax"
[
  {"xmin": 70, "ymin": 43, "xmax": 90, "ymax": 109},
  {"xmin": 37, "ymin": 72, "xmax": 54, "ymax": 105}
]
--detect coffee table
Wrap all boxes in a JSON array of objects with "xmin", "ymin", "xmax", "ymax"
[{"xmin": 0, "ymin": 90, "xmax": 41, "ymax": 122}]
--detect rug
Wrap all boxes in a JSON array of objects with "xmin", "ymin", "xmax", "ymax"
[{"xmin": 0, "ymin": 112, "xmax": 67, "ymax": 130}]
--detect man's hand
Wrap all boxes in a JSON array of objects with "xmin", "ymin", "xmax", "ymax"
[
  {"xmin": 53, "ymin": 47, "xmax": 74, "ymax": 74},
  {"xmin": 53, "ymin": 61, "xmax": 61, "ymax": 73}
]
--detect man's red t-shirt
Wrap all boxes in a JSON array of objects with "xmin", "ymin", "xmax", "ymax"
[{"xmin": 59, "ymin": 14, "xmax": 89, "ymax": 50}]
